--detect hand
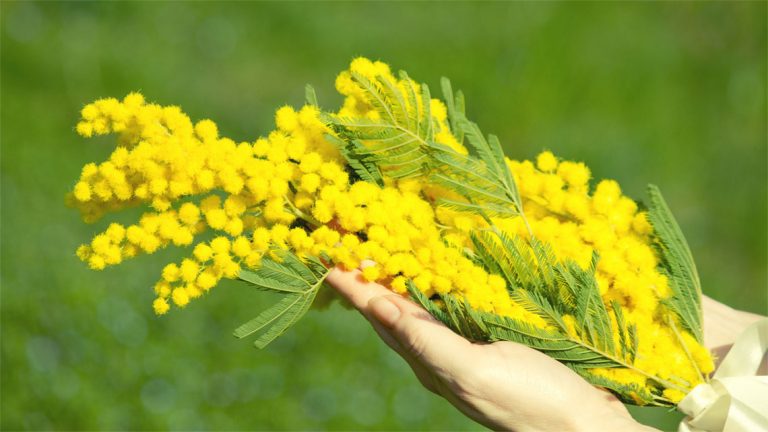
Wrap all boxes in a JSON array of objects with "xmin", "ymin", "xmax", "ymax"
[
  {"xmin": 326, "ymin": 267, "xmax": 658, "ymax": 432},
  {"xmin": 702, "ymin": 295, "xmax": 766, "ymax": 372}
]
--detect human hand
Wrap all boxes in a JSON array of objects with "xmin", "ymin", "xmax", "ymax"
[
  {"xmin": 326, "ymin": 267, "xmax": 658, "ymax": 432},
  {"xmin": 702, "ymin": 295, "xmax": 766, "ymax": 372}
]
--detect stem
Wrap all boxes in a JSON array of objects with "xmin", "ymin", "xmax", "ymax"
[
  {"xmin": 283, "ymin": 195, "xmax": 322, "ymax": 228},
  {"xmin": 489, "ymin": 320, "xmax": 691, "ymax": 394},
  {"xmin": 569, "ymin": 337, "xmax": 691, "ymax": 393},
  {"xmin": 667, "ymin": 314, "xmax": 706, "ymax": 384}
]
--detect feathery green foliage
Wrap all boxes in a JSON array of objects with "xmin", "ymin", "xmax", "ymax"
[
  {"xmin": 235, "ymin": 68, "xmax": 703, "ymax": 408},
  {"xmin": 235, "ymin": 250, "xmax": 330, "ymax": 348},
  {"xmin": 324, "ymin": 71, "xmax": 437, "ymax": 179},
  {"xmin": 646, "ymin": 185, "xmax": 704, "ymax": 342},
  {"xmin": 469, "ymin": 233, "xmax": 642, "ymax": 369},
  {"xmin": 324, "ymin": 134, "xmax": 384, "ymax": 185},
  {"xmin": 324, "ymin": 74, "xmax": 528, "ymax": 221},
  {"xmin": 305, "ymin": 84, "xmax": 319, "ymax": 107},
  {"xmin": 324, "ymin": 73, "xmax": 706, "ymax": 407},
  {"xmin": 406, "ymin": 241, "xmax": 678, "ymax": 407},
  {"xmin": 433, "ymin": 78, "xmax": 527, "ymax": 221}
]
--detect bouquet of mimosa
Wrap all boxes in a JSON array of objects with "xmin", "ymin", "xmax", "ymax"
[{"xmin": 67, "ymin": 58, "xmax": 713, "ymax": 407}]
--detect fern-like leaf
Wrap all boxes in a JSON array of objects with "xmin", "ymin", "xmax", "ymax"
[
  {"xmin": 323, "ymin": 73, "xmax": 530, "ymax": 228},
  {"xmin": 235, "ymin": 250, "xmax": 330, "ymax": 348},
  {"xmin": 440, "ymin": 77, "xmax": 462, "ymax": 144},
  {"xmin": 646, "ymin": 184, "xmax": 703, "ymax": 342},
  {"xmin": 323, "ymin": 72, "xmax": 436, "ymax": 179},
  {"xmin": 323, "ymin": 134, "xmax": 384, "ymax": 185},
  {"xmin": 410, "ymin": 227, "xmax": 683, "ymax": 405},
  {"xmin": 305, "ymin": 84, "xmax": 319, "ymax": 107}
]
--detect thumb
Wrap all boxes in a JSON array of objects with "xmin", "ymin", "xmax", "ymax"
[
  {"xmin": 367, "ymin": 294, "xmax": 475, "ymax": 376},
  {"xmin": 326, "ymin": 267, "xmax": 475, "ymax": 375}
]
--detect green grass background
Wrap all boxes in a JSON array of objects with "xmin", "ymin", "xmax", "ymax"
[{"xmin": 1, "ymin": 2, "xmax": 765, "ymax": 430}]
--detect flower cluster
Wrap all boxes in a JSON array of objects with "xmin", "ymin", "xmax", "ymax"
[
  {"xmin": 498, "ymin": 155, "xmax": 712, "ymax": 402},
  {"xmin": 68, "ymin": 63, "xmax": 538, "ymax": 325},
  {"xmin": 68, "ymin": 57, "xmax": 712, "ymax": 404},
  {"xmin": 331, "ymin": 60, "xmax": 713, "ymax": 402}
]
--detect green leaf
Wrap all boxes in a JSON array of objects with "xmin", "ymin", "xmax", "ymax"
[
  {"xmin": 440, "ymin": 77, "xmax": 466, "ymax": 144},
  {"xmin": 323, "ymin": 134, "xmax": 383, "ymax": 185},
  {"xmin": 579, "ymin": 367, "xmax": 666, "ymax": 407},
  {"xmin": 378, "ymin": 72, "xmax": 411, "ymax": 129},
  {"xmin": 406, "ymin": 280, "xmax": 450, "ymax": 323},
  {"xmin": 440, "ymin": 77, "xmax": 459, "ymax": 141},
  {"xmin": 483, "ymin": 313, "xmax": 619, "ymax": 368},
  {"xmin": 436, "ymin": 198, "xmax": 514, "ymax": 218},
  {"xmin": 322, "ymin": 71, "xmax": 437, "ymax": 180},
  {"xmin": 305, "ymin": 84, "xmax": 319, "ymax": 107},
  {"xmin": 469, "ymin": 230, "xmax": 523, "ymax": 290},
  {"xmin": 509, "ymin": 289, "xmax": 567, "ymax": 330},
  {"xmin": 399, "ymin": 71, "xmax": 422, "ymax": 135},
  {"xmin": 418, "ymin": 83, "xmax": 434, "ymax": 141},
  {"xmin": 251, "ymin": 289, "xmax": 318, "ymax": 349},
  {"xmin": 239, "ymin": 269, "xmax": 309, "ymax": 293},
  {"xmin": 562, "ymin": 260, "xmax": 614, "ymax": 355},
  {"xmin": 232, "ymin": 292, "xmax": 303, "ymax": 339},
  {"xmin": 235, "ymin": 249, "xmax": 330, "ymax": 348},
  {"xmin": 646, "ymin": 184, "xmax": 703, "ymax": 342},
  {"xmin": 454, "ymin": 89, "xmax": 466, "ymax": 143}
]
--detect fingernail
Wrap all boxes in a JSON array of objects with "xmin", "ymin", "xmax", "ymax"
[
  {"xmin": 368, "ymin": 296, "xmax": 401, "ymax": 328},
  {"xmin": 359, "ymin": 259, "xmax": 377, "ymax": 269}
]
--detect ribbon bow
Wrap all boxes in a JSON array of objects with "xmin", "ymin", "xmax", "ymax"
[{"xmin": 678, "ymin": 318, "xmax": 768, "ymax": 432}]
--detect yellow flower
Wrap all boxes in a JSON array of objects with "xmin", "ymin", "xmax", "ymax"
[
  {"xmin": 171, "ymin": 288, "xmax": 190, "ymax": 307},
  {"xmin": 162, "ymin": 263, "xmax": 180, "ymax": 282},
  {"xmin": 391, "ymin": 276, "xmax": 408, "ymax": 294},
  {"xmin": 211, "ymin": 237, "xmax": 231, "ymax": 254},
  {"xmin": 180, "ymin": 259, "xmax": 199, "ymax": 283},
  {"xmin": 232, "ymin": 236, "xmax": 252, "ymax": 258},
  {"xmin": 299, "ymin": 152, "xmax": 322, "ymax": 173},
  {"xmin": 300, "ymin": 173, "xmax": 321, "ymax": 193},
  {"xmin": 193, "ymin": 243, "xmax": 213, "ymax": 262},
  {"xmin": 275, "ymin": 106, "xmax": 299, "ymax": 132},
  {"xmin": 252, "ymin": 227, "xmax": 271, "ymax": 250},
  {"xmin": 205, "ymin": 209, "xmax": 227, "ymax": 230},
  {"xmin": 74, "ymin": 182, "xmax": 92, "ymax": 201},
  {"xmin": 536, "ymin": 151, "xmax": 558, "ymax": 172},
  {"xmin": 361, "ymin": 265, "xmax": 380, "ymax": 282},
  {"xmin": 153, "ymin": 298, "xmax": 170, "ymax": 315},
  {"xmin": 197, "ymin": 270, "xmax": 218, "ymax": 290},
  {"xmin": 179, "ymin": 203, "xmax": 201, "ymax": 225}
]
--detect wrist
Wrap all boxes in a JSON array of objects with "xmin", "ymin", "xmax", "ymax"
[
  {"xmin": 703, "ymin": 295, "xmax": 765, "ymax": 351},
  {"xmin": 560, "ymin": 402, "xmax": 659, "ymax": 432}
]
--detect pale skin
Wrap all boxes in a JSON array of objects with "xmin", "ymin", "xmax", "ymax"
[{"xmin": 326, "ymin": 267, "xmax": 766, "ymax": 432}]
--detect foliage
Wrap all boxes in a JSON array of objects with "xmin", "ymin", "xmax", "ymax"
[
  {"xmin": 646, "ymin": 185, "xmax": 703, "ymax": 342},
  {"xmin": 235, "ymin": 251, "xmax": 330, "ymax": 348},
  {"xmin": 234, "ymin": 65, "xmax": 708, "ymax": 408}
]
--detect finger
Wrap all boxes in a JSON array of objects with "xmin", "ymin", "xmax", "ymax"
[
  {"xmin": 367, "ymin": 294, "xmax": 475, "ymax": 379},
  {"xmin": 326, "ymin": 267, "xmax": 391, "ymax": 311},
  {"xmin": 327, "ymin": 267, "xmax": 433, "ymax": 362},
  {"xmin": 326, "ymin": 267, "xmax": 418, "ymax": 361},
  {"xmin": 327, "ymin": 267, "xmax": 476, "ymax": 379},
  {"xmin": 326, "ymin": 268, "xmax": 445, "ymax": 393},
  {"xmin": 367, "ymin": 318, "xmax": 442, "ymax": 394}
]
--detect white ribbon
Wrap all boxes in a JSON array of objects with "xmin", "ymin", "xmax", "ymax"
[{"xmin": 678, "ymin": 318, "xmax": 768, "ymax": 432}]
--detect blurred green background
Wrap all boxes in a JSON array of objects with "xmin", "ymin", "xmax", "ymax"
[{"xmin": 2, "ymin": 2, "xmax": 765, "ymax": 431}]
